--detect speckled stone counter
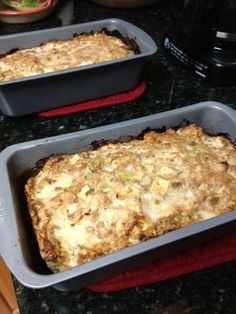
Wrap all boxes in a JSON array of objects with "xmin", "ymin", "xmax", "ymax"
[{"xmin": 1, "ymin": 0, "xmax": 236, "ymax": 313}]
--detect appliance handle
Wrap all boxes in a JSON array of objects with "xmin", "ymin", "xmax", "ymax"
[
  {"xmin": 181, "ymin": 0, "xmax": 225, "ymax": 51},
  {"xmin": 182, "ymin": 0, "xmax": 206, "ymax": 26},
  {"xmin": 180, "ymin": 0, "xmax": 208, "ymax": 49}
]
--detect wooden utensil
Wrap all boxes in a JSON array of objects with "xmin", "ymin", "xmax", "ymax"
[{"xmin": 0, "ymin": 257, "xmax": 19, "ymax": 314}]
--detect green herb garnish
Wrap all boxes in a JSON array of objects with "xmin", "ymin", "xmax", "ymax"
[
  {"xmin": 118, "ymin": 172, "xmax": 133, "ymax": 181},
  {"xmin": 3, "ymin": 0, "xmax": 50, "ymax": 11}
]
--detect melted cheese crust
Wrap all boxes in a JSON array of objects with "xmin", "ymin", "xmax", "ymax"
[
  {"xmin": 25, "ymin": 125, "xmax": 236, "ymax": 272},
  {"xmin": 0, "ymin": 32, "xmax": 135, "ymax": 82}
]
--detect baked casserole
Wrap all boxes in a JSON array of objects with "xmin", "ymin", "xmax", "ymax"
[
  {"xmin": 0, "ymin": 31, "xmax": 136, "ymax": 82},
  {"xmin": 25, "ymin": 124, "xmax": 236, "ymax": 272}
]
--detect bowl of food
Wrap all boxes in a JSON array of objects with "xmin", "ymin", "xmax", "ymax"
[{"xmin": 0, "ymin": 0, "xmax": 58, "ymax": 24}]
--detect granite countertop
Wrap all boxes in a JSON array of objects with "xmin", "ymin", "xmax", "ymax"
[{"xmin": 0, "ymin": 0, "xmax": 236, "ymax": 313}]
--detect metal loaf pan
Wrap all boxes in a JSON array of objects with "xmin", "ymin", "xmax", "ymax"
[
  {"xmin": 0, "ymin": 101, "xmax": 236, "ymax": 291},
  {"xmin": 0, "ymin": 18, "xmax": 157, "ymax": 117}
]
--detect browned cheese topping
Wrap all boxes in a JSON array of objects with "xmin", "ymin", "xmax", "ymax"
[
  {"xmin": 0, "ymin": 32, "xmax": 135, "ymax": 82},
  {"xmin": 25, "ymin": 125, "xmax": 236, "ymax": 272}
]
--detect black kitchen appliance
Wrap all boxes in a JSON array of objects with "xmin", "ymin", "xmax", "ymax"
[{"xmin": 164, "ymin": 0, "xmax": 236, "ymax": 85}]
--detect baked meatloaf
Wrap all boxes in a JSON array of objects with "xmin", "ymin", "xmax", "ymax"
[
  {"xmin": 0, "ymin": 31, "xmax": 136, "ymax": 82},
  {"xmin": 25, "ymin": 124, "xmax": 236, "ymax": 272}
]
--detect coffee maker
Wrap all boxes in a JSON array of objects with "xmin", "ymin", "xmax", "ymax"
[{"xmin": 164, "ymin": 0, "xmax": 236, "ymax": 85}]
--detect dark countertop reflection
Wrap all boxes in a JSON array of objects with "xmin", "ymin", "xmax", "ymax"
[{"xmin": 1, "ymin": 0, "xmax": 236, "ymax": 313}]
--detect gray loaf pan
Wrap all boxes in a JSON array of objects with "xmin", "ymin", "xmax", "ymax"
[
  {"xmin": 0, "ymin": 101, "xmax": 236, "ymax": 291},
  {"xmin": 0, "ymin": 18, "xmax": 157, "ymax": 117}
]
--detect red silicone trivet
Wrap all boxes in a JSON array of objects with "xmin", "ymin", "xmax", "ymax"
[
  {"xmin": 87, "ymin": 232, "xmax": 236, "ymax": 292},
  {"xmin": 38, "ymin": 81, "xmax": 147, "ymax": 117}
]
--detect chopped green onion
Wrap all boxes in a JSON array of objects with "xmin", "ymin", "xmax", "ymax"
[
  {"xmin": 118, "ymin": 172, "xmax": 133, "ymax": 181},
  {"xmin": 86, "ymin": 165, "xmax": 93, "ymax": 175},
  {"xmin": 188, "ymin": 148, "xmax": 201, "ymax": 156},
  {"xmin": 101, "ymin": 183, "xmax": 110, "ymax": 192}
]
